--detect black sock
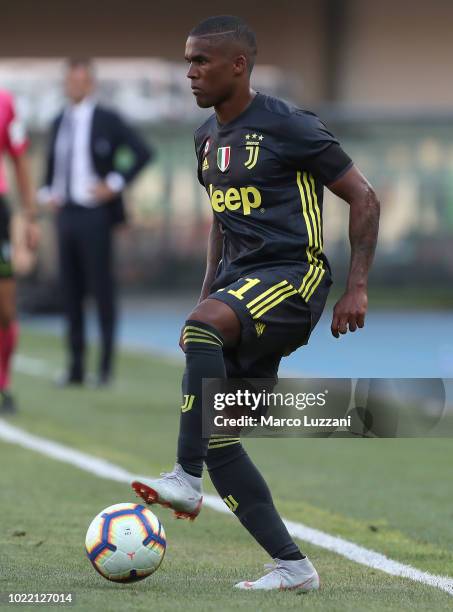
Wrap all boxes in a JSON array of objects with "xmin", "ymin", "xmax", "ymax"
[
  {"xmin": 177, "ymin": 320, "xmax": 226, "ymax": 477},
  {"xmin": 206, "ymin": 442, "xmax": 304, "ymax": 559}
]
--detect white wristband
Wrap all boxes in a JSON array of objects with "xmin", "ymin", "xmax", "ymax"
[{"xmin": 105, "ymin": 172, "xmax": 126, "ymax": 193}]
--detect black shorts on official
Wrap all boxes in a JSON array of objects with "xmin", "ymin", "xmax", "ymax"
[
  {"xmin": 0, "ymin": 197, "xmax": 13, "ymax": 279},
  {"xmin": 209, "ymin": 267, "xmax": 330, "ymax": 380}
]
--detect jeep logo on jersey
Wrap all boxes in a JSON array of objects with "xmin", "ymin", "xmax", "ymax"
[
  {"xmin": 217, "ymin": 146, "xmax": 231, "ymax": 172},
  {"xmin": 209, "ymin": 184, "xmax": 262, "ymax": 215}
]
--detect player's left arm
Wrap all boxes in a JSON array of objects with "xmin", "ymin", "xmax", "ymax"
[
  {"xmin": 6, "ymin": 95, "xmax": 39, "ymax": 250},
  {"xmin": 327, "ymin": 165, "xmax": 380, "ymax": 338}
]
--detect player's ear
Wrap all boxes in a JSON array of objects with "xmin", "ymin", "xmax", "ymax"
[{"xmin": 232, "ymin": 55, "xmax": 247, "ymax": 76}]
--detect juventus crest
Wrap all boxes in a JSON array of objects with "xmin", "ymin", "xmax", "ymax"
[{"xmin": 244, "ymin": 133, "xmax": 263, "ymax": 169}]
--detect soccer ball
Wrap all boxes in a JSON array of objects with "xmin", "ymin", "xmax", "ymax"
[{"xmin": 85, "ymin": 503, "xmax": 166, "ymax": 582}]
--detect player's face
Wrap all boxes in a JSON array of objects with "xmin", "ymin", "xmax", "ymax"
[
  {"xmin": 65, "ymin": 67, "xmax": 94, "ymax": 104},
  {"xmin": 185, "ymin": 36, "xmax": 237, "ymax": 108}
]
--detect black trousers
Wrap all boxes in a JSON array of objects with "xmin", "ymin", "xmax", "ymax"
[{"xmin": 57, "ymin": 204, "xmax": 116, "ymax": 379}]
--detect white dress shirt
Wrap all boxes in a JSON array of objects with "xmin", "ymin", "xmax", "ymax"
[{"xmin": 54, "ymin": 97, "xmax": 97, "ymax": 206}]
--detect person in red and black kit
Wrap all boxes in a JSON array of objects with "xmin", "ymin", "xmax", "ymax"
[
  {"xmin": 39, "ymin": 59, "xmax": 153, "ymax": 386},
  {"xmin": 0, "ymin": 89, "xmax": 39, "ymax": 412}
]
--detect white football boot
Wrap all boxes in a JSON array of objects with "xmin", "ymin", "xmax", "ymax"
[
  {"xmin": 132, "ymin": 463, "xmax": 203, "ymax": 521},
  {"xmin": 234, "ymin": 557, "xmax": 320, "ymax": 592}
]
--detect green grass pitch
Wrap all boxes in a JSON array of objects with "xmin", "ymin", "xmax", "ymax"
[{"xmin": 1, "ymin": 329, "xmax": 452, "ymax": 611}]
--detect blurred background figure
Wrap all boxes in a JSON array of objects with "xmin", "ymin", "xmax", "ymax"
[
  {"xmin": 38, "ymin": 59, "xmax": 153, "ymax": 387},
  {"xmin": 0, "ymin": 88, "xmax": 39, "ymax": 412}
]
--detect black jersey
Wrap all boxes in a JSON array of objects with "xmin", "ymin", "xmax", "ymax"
[{"xmin": 194, "ymin": 92, "xmax": 352, "ymax": 303}]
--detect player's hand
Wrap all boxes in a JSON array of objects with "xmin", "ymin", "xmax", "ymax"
[
  {"xmin": 24, "ymin": 219, "xmax": 40, "ymax": 251},
  {"xmin": 331, "ymin": 286, "xmax": 367, "ymax": 338},
  {"xmin": 91, "ymin": 182, "xmax": 117, "ymax": 203}
]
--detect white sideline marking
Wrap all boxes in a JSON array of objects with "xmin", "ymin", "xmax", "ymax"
[
  {"xmin": 14, "ymin": 351, "xmax": 300, "ymax": 379},
  {"xmin": 15, "ymin": 354, "xmax": 62, "ymax": 378},
  {"xmin": 0, "ymin": 420, "xmax": 452, "ymax": 596},
  {"xmin": 13, "ymin": 354, "xmax": 141, "ymax": 392}
]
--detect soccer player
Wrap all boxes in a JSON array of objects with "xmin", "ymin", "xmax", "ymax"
[
  {"xmin": 0, "ymin": 89, "xmax": 39, "ymax": 413},
  {"xmin": 132, "ymin": 15, "xmax": 380, "ymax": 591}
]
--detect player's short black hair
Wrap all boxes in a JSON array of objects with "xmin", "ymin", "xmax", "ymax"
[{"xmin": 189, "ymin": 15, "xmax": 257, "ymax": 73}]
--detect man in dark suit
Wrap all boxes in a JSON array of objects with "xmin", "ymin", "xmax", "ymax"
[{"xmin": 40, "ymin": 58, "xmax": 153, "ymax": 386}]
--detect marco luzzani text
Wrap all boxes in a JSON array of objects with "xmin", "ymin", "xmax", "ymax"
[{"xmin": 212, "ymin": 389, "xmax": 352, "ymax": 429}]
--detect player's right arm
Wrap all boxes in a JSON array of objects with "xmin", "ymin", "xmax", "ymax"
[
  {"xmin": 198, "ymin": 215, "xmax": 223, "ymax": 303},
  {"xmin": 179, "ymin": 129, "xmax": 223, "ymax": 351},
  {"xmin": 179, "ymin": 214, "xmax": 223, "ymax": 353},
  {"xmin": 193, "ymin": 129, "xmax": 224, "ymax": 303}
]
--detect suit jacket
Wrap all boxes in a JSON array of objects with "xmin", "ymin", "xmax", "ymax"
[{"xmin": 43, "ymin": 103, "xmax": 153, "ymax": 225}]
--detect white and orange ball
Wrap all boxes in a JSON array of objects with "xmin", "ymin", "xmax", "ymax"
[{"xmin": 85, "ymin": 503, "xmax": 166, "ymax": 582}]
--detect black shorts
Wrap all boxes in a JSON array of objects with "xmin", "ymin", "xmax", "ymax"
[
  {"xmin": 209, "ymin": 267, "xmax": 330, "ymax": 380},
  {"xmin": 0, "ymin": 197, "xmax": 12, "ymax": 279}
]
